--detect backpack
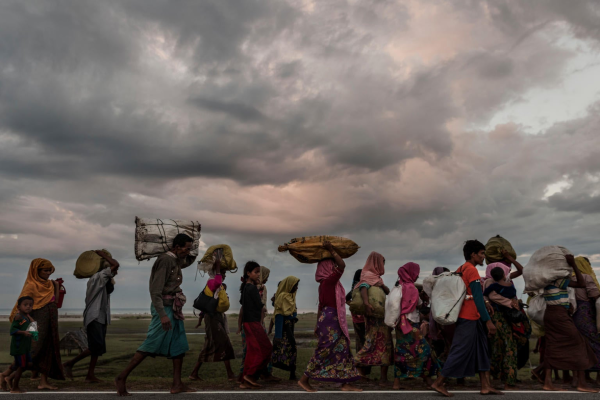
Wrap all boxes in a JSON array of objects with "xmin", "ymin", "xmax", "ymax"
[
  {"xmin": 384, "ymin": 282, "xmax": 402, "ymax": 328},
  {"xmin": 431, "ymin": 272, "xmax": 466, "ymax": 325}
]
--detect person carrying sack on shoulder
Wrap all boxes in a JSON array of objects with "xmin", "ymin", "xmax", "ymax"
[{"xmin": 431, "ymin": 240, "xmax": 502, "ymax": 397}]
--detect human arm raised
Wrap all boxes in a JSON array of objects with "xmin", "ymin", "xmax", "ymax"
[
  {"xmin": 567, "ymin": 254, "xmax": 586, "ymax": 288},
  {"xmin": 323, "ymin": 240, "xmax": 345, "ymax": 270},
  {"xmin": 502, "ymin": 250, "xmax": 523, "ymax": 280}
]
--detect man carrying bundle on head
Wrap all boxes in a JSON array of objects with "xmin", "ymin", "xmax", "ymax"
[{"xmin": 115, "ymin": 234, "xmax": 197, "ymax": 396}]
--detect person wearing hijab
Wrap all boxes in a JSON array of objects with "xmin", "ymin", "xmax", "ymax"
[
  {"xmin": 393, "ymin": 262, "xmax": 440, "ymax": 390},
  {"xmin": 481, "ymin": 252, "xmax": 524, "ymax": 390},
  {"xmin": 570, "ymin": 257, "xmax": 600, "ymax": 385},
  {"xmin": 257, "ymin": 266, "xmax": 271, "ymax": 326},
  {"xmin": 271, "ymin": 276, "xmax": 300, "ymax": 380},
  {"xmin": 354, "ymin": 252, "xmax": 392, "ymax": 385},
  {"xmin": 298, "ymin": 241, "xmax": 361, "ymax": 392},
  {"xmin": 10, "ymin": 259, "xmax": 65, "ymax": 389},
  {"xmin": 346, "ymin": 269, "xmax": 371, "ymax": 378}
]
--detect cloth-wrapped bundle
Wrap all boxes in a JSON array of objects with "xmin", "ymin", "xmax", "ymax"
[
  {"xmin": 485, "ymin": 235, "xmax": 517, "ymax": 264},
  {"xmin": 74, "ymin": 250, "xmax": 111, "ymax": 279},
  {"xmin": 198, "ymin": 244, "xmax": 238, "ymax": 273},
  {"xmin": 134, "ymin": 217, "xmax": 201, "ymax": 261},
  {"xmin": 349, "ymin": 286, "xmax": 386, "ymax": 318},
  {"xmin": 523, "ymin": 245, "xmax": 572, "ymax": 292},
  {"xmin": 278, "ymin": 235, "xmax": 359, "ymax": 264}
]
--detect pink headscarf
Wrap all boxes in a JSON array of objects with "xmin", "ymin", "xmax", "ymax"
[
  {"xmin": 316, "ymin": 259, "xmax": 350, "ymax": 340},
  {"xmin": 483, "ymin": 262, "xmax": 511, "ymax": 283},
  {"xmin": 354, "ymin": 252, "xmax": 385, "ymax": 289},
  {"xmin": 398, "ymin": 262, "xmax": 420, "ymax": 334}
]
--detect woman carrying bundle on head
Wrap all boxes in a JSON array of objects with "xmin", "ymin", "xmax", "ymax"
[
  {"xmin": 354, "ymin": 252, "xmax": 393, "ymax": 385},
  {"xmin": 298, "ymin": 241, "xmax": 362, "ymax": 392},
  {"xmin": 393, "ymin": 262, "xmax": 440, "ymax": 390},
  {"xmin": 271, "ymin": 276, "xmax": 300, "ymax": 381},
  {"xmin": 238, "ymin": 261, "xmax": 280, "ymax": 389},
  {"xmin": 346, "ymin": 269, "xmax": 371, "ymax": 379}
]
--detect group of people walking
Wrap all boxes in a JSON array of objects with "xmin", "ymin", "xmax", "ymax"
[{"xmin": 4, "ymin": 233, "xmax": 600, "ymax": 396}]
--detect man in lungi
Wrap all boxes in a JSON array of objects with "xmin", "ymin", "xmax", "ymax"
[
  {"xmin": 115, "ymin": 234, "xmax": 196, "ymax": 396},
  {"xmin": 431, "ymin": 240, "xmax": 502, "ymax": 397}
]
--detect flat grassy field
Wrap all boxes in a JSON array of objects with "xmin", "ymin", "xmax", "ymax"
[{"xmin": 0, "ymin": 314, "xmax": 543, "ymax": 392}]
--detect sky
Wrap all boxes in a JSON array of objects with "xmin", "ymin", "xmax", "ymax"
[{"xmin": 1, "ymin": 0, "xmax": 600, "ymax": 313}]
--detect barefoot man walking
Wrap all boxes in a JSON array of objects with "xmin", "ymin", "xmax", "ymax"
[{"xmin": 115, "ymin": 234, "xmax": 197, "ymax": 396}]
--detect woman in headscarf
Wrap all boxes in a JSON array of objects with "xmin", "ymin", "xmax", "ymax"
[
  {"xmin": 272, "ymin": 276, "xmax": 300, "ymax": 380},
  {"xmin": 346, "ymin": 269, "xmax": 371, "ymax": 378},
  {"xmin": 482, "ymin": 250, "xmax": 523, "ymax": 389},
  {"xmin": 570, "ymin": 257, "xmax": 600, "ymax": 384},
  {"xmin": 354, "ymin": 252, "xmax": 392, "ymax": 385},
  {"xmin": 298, "ymin": 241, "xmax": 361, "ymax": 392},
  {"xmin": 257, "ymin": 266, "xmax": 271, "ymax": 326},
  {"xmin": 10, "ymin": 259, "xmax": 65, "ymax": 389},
  {"xmin": 393, "ymin": 262, "xmax": 439, "ymax": 390}
]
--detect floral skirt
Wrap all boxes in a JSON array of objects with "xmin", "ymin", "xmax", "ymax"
[
  {"xmin": 573, "ymin": 300, "xmax": 600, "ymax": 370},
  {"xmin": 304, "ymin": 307, "xmax": 360, "ymax": 382},
  {"xmin": 394, "ymin": 323, "xmax": 440, "ymax": 378},
  {"xmin": 489, "ymin": 311, "xmax": 518, "ymax": 385},
  {"xmin": 30, "ymin": 303, "xmax": 65, "ymax": 380},
  {"xmin": 355, "ymin": 317, "xmax": 393, "ymax": 366},
  {"xmin": 198, "ymin": 313, "xmax": 235, "ymax": 362},
  {"xmin": 272, "ymin": 319, "xmax": 297, "ymax": 372}
]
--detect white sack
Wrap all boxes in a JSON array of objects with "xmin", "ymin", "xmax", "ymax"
[
  {"xmin": 135, "ymin": 217, "xmax": 201, "ymax": 261},
  {"xmin": 523, "ymin": 245, "xmax": 573, "ymax": 292},
  {"xmin": 422, "ymin": 275, "xmax": 436, "ymax": 298},
  {"xmin": 568, "ymin": 287, "xmax": 577, "ymax": 313},
  {"xmin": 431, "ymin": 272, "xmax": 466, "ymax": 325},
  {"xmin": 384, "ymin": 283, "xmax": 402, "ymax": 328},
  {"xmin": 596, "ymin": 298, "xmax": 600, "ymax": 332},
  {"xmin": 526, "ymin": 293, "xmax": 546, "ymax": 326}
]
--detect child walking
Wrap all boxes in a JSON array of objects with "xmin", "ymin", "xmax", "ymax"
[
  {"xmin": 5, "ymin": 296, "xmax": 36, "ymax": 393},
  {"xmin": 63, "ymin": 250, "xmax": 119, "ymax": 382}
]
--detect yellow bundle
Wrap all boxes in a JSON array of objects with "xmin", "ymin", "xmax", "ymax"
[
  {"xmin": 74, "ymin": 250, "xmax": 111, "ymax": 279},
  {"xmin": 199, "ymin": 245, "xmax": 237, "ymax": 272},
  {"xmin": 485, "ymin": 235, "xmax": 517, "ymax": 264},
  {"xmin": 278, "ymin": 235, "xmax": 360, "ymax": 264}
]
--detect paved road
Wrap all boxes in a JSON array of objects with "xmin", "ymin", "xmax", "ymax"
[{"xmin": 0, "ymin": 391, "xmax": 591, "ymax": 399}]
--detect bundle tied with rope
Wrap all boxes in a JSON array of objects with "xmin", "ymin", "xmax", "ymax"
[
  {"xmin": 134, "ymin": 217, "xmax": 201, "ymax": 261},
  {"xmin": 278, "ymin": 235, "xmax": 360, "ymax": 264}
]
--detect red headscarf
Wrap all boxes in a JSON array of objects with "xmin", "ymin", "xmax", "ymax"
[
  {"xmin": 316, "ymin": 259, "xmax": 350, "ymax": 339},
  {"xmin": 354, "ymin": 251, "xmax": 385, "ymax": 289},
  {"xmin": 397, "ymin": 262, "xmax": 420, "ymax": 334},
  {"xmin": 483, "ymin": 262, "xmax": 511, "ymax": 283}
]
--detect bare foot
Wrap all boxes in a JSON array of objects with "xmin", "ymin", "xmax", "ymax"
[
  {"xmin": 298, "ymin": 380, "xmax": 317, "ymax": 392},
  {"xmin": 577, "ymin": 386, "xmax": 599, "ymax": 393},
  {"xmin": 341, "ymin": 383, "xmax": 362, "ymax": 392},
  {"xmin": 188, "ymin": 375, "xmax": 203, "ymax": 381},
  {"xmin": 115, "ymin": 377, "xmax": 131, "ymax": 396},
  {"xmin": 531, "ymin": 371, "xmax": 543, "ymax": 384},
  {"xmin": 542, "ymin": 384, "xmax": 566, "ymax": 391},
  {"xmin": 228, "ymin": 374, "xmax": 236, "ymax": 382},
  {"xmin": 393, "ymin": 379, "xmax": 406, "ymax": 390},
  {"xmin": 481, "ymin": 388, "xmax": 504, "ymax": 395},
  {"xmin": 84, "ymin": 377, "xmax": 104, "ymax": 383},
  {"xmin": 4, "ymin": 377, "xmax": 12, "ymax": 391},
  {"xmin": 243, "ymin": 375, "xmax": 261, "ymax": 387},
  {"xmin": 10, "ymin": 388, "xmax": 26, "ymax": 394},
  {"xmin": 37, "ymin": 383, "xmax": 58, "ymax": 390},
  {"xmin": 503, "ymin": 384, "xmax": 518, "ymax": 391},
  {"xmin": 0, "ymin": 377, "xmax": 7, "ymax": 392},
  {"xmin": 432, "ymin": 382, "xmax": 454, "ymax": 397},
  {"xmin": 170, "ymin": 383, "xmax": 196, "ymax": 394},
  {"xmin": 63, "ymin": 364, "xmax": 73, "ymax": 380},
  {"xmin": 262, "ymin": 375, "xmax": 282, "ymax": 383},
  {"xmin": 239, "ymin": 383, "xmax": 252, "ymax": 389}
]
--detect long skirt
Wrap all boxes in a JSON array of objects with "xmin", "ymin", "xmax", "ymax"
[
  {"xmin": 198, "ymin": 313, "xmax": 235, "ymax": 362},
  {"xmin": 441, "ymin": 318, "xmax": 490, "ymax": 378},
  {"xmin": 272, "ymin": 319, "xmax": 297, "ymax": 373},
  {"xmin": 239, "ymin": 326, "xmax": 273, "ymax": 375},
  {"xmin": 353, "ymin": 321, "xmax": 372, "ymax": 374},
  {"xmin": 242, "ymin": 321, "xmax": 272, "ymax": 377},
  {"xmin": 30, "ymin": 303, "xmax": 65, "ymax": 380},
  {"xmin": 489, "ymin": 311, "xmax": 518, "ymax": 385},
  {"xmin": 138, "ymin": 304, "xmax": 189, "ymax": 358},
  {"xmin": 355, "ymin": 317, "xmax": 393, "ymax": 366},
  {"xmin": 304, "ymin": 306, "xmax": 361, "ymax": 382},
  {"xmin": 394, "ymin": 323, "xmax": 440, "ymax": 378},
  {"xmin": 545, "ymin": 304, "xmax": 597, "ymax": 370},
  {"xmin": 573, "ymin": 300, "xmax": 600, "ymax": 371}
]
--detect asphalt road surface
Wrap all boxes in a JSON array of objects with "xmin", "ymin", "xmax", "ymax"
[{"xmin": 0, "ymin": 391, "xmax": 592, "ymax": 399}]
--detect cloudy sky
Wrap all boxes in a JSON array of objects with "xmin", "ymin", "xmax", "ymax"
[{"xmin": 1, "ymin": 0, "xmax": 599, "ymax": 313}]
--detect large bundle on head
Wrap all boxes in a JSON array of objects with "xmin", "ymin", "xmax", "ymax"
[
  {"xmin": 74, "ymin": 250, "xmax": 111, "ymax": 279},
  {"xmin": 278, "ymin": 235, "xmax": 359, "ymax": 264},
  {"xmin": 134, "ymin": 217, "xmax": 201, "ymax": 261},
  {"xmin": 198, "ymin": 244, "xmax": 238, "ymax": 274},
  {"xmin": 523, "ymin": 245, "xmax": 572, "ymax": 292},
  {"xmin": 485, "ymin": 235, "xmax": 517, "ymax": 264}
]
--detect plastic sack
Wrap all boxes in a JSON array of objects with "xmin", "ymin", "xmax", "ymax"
[
  {"xmin": 198, "ymin": 245, "xmax": 238, "ymax": 273},
  {"xmin": 423, "ymin": 274, "xmax": 444, "ymax": 298},
  {"xmin": 526, "ymin": 293, "xmax": 546, "ymax": 327},
  {"xmin": 431, "ymin": 272, "xmax": 466, "ymax": 325},
  {"xmin": 384, "ymin": 283, "xmax": 402, "ymax": 328},
  {"xmin": 26, "ymin": 321, "xmax": 39, "ymax": 342},
  {"xmin": 74, "ymin": 250, "xmax": 111, "ymax": 279},
  {"xmin": 134, "ymin": 217, "xmax": 201, "ymax": 261},
  {"xmin": 349, "ymin": 286, "xmax": 386, "ymax": 318},
  {"xmin": 596, "ymin": 298, "xmax": 600, "ymax": 332},
  {"xmin": 278, "ymin": 236, "xmax": 359, "ymax": 264},
  {"xmin": 568, "ymin": 287, "xmax": 577, "ymax": 313},
  {"xmin": 485, "ymin": 235, "xmax": 517, "ymax": 264},
  {"xmin": 523, "ymin": 246, "xmax": 573, "ymax": 292},
  {"xmin": 216, "ymin": 288, "xmax": 230, "ymax": 313}
]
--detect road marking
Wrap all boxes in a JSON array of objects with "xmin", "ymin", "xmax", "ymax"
[{"xmin": 0, "ymin": 390, "xmax": 585, "ymax": 394}]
